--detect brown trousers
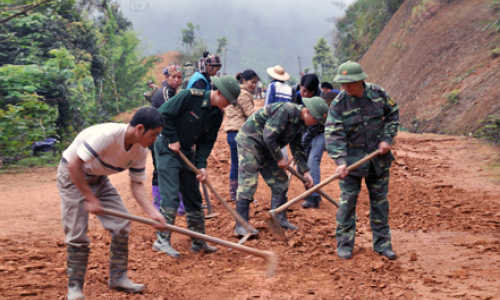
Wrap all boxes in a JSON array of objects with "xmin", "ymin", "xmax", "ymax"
[{"xmin": 57, "ymin": 160, "xmax": 130, "ymax": 247}]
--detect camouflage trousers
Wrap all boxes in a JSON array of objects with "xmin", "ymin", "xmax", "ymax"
[
  {"xmin": 336, "ymin": 163, "xmax": 392, "ymax": 253},
  {"xmin": 236, "ymin": 144, "xmax": 289, "ymax": 201}
]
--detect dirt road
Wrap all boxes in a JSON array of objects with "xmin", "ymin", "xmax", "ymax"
[{"xmin": 1, "ymin": 101, "xmax": 500, "ymax": 299}]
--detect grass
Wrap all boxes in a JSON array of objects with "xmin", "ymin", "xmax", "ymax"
[{"xmin": 0, "ymin": 153, "xmax": 60, "ymax": 174}]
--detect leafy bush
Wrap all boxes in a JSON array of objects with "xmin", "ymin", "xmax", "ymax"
[
  {"xmin": 0, "ymin": 1, "xmax": 156, "ymax": 168},
  {"xmin": 475, "ymin": 115, "xmax": 500, "ymax": 144},
  {"xmin": 444, "ymin": 89, "xmax": 461, "ymax": 104},
  {"xmin": 0, "ymin": 101, "xmax": 57, "ymax": 159}
]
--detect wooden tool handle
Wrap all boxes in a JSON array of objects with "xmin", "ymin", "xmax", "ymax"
[
  {"xmin": 101, "ymin": 208, "xmax": 271, "ymax": 261},
  {"xmin": 272, "ymin": 150, "xmax": 380, "ymax": 215},
  {"xmin": 177, "ymin": 151, "xmax": 255, "ymax": 233},
  {"xmin": 286, "ymin": 166, "xmax": 339, "ymax": 207}
]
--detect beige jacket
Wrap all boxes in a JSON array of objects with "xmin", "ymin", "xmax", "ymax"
[{"xmin": 224, "ymin": 85, "xmax": 255, "ymax": 132}]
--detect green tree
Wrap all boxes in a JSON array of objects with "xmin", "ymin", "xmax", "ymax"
[
  {"xmin": 312, "ymin": 37, "xmax": 337, "ymax": 82},
  {"xmin": 332, "ymin": 0, "xmax": 404, "ymax": 62},
  {"xmin": 181, "ymin": 22, "xmax": 199, "ymax": 57},
  {"xmin": 216, "ymin": 36, "xmax": 228, "ymax": 55}
]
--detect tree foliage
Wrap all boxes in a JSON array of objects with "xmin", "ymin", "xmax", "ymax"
[
  {"xmin": 0, "ymin": 0, "xmax": 155, "ymax": 166},
  {"xmin": 312, "ymin": 37, "xmax": 337, "ymax": 82},
  {"xmin": 332, "ymin": 0, "xmax": 404, "ymax": 63}
]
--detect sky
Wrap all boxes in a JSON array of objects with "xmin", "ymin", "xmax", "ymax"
[{"xmin": 119, "ymin": 0, "xmax": 356, "ymax": 80}]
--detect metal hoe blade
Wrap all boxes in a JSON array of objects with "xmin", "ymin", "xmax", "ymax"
[
  {"xmin": 266, "ymin": 211, "xmax": 287, "ymax": 242},
  {"xmin": 202, "ymin": 182, "xmax": 220, "ymax": 219}
]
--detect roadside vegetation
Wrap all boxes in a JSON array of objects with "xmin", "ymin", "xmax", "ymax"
[
  {"xmin": 0, "ymin": 0, "xmax": 155, "ymax": 169},
  {"xmin": 332, "ymin": 0, "xmax": 404, "ymax": 63}
]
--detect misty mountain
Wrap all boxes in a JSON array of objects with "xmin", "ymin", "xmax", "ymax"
[{"xmin": 121, "ymin": 0, "xmax": 353, "ymax": 81}]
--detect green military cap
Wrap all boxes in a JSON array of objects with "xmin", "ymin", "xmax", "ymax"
[
  {"xmin": 185, "ymin": 62, "xmax": 192, "ymax": 66},
  {"xmin": 334, "ymin": 61, "xmax": 368, "ymax": 83},
  {"xmin": 211, "ymin": 75, "xmax": 240, "ymax": 107},
  {"xmin": 302, "ymin": 96, "xmax": 329, "ymax": 125}
]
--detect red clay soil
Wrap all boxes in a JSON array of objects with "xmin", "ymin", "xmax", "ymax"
[
  {"xmin": 359, "ymin": 0, "xmax": 500, "ymax": 134},
  {"xmin": 1, "ymin": 99, "xmax": 500, "ymax": 299}
]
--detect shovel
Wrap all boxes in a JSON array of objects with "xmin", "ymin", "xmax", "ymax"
[
  {"xmin": 178, "ymin": 151, "xmax": 257, "ymax": 245},
  {"xmin": 286, "ymin": 166, "xmax": 339, "ymax": 208},
  {"xmin": 267, "ymin": 150, "xmax": 381, "ymax": 241},
  {"xmin": 201, "ymin": 183, "xmax": 220, "ymax": 219},
  {"xmin": 101, "ymin": 208, "xmax": 278, "ymax": 277}
]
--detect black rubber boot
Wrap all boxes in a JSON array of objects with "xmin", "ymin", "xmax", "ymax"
[
  {"xmin": 186, "ymin": 210, "xmax": 218, "ymax": 253},
  {"xmin": 153, "ymin": 207, "xmax": 180, "ymax": 258},
  {"xmin": 378, "ymin": 249, "xmax": 397, "ymax": 260},
  {"xmin": 67, "ymin": 246, "xmax": 89, "ymax": 300},
  {"xmin": 229, "ymin": 179, "xmax": 238, "ymax": 201},
  {"xmin": 109, "ymin": 236, "xmax": 145, "ymax": 293},
  {"xmin": 301, "ymin": 194, "xmax": 321, "ymax": 209},
  {"xmin": 271, "ymin": 194, "xmax": 298, "ymax": 231},
  {"xmin": 234, "ymin": 200, "xmax": 260, "ymax": 236}
]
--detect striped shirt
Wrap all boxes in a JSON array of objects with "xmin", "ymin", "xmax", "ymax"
[
  {"xmin": 264, "ymin": 80, "xmax": 292, "ymax": 105},
  {"xmin": 62, "ymin": 123, "xmax": 147, "ymax": 182}
]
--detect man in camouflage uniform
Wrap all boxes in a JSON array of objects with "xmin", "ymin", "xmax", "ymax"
[
  {"xmin": 144, "ymin": 80, "xmax": 158, "ymax": 103},
  {"xmin": 154, "ymin": 75, "xmax": 240, "ymax": 258},
  {"xmin": 325, "ymin": 61, "xmax": 399, "ymax": 260},
  {"xmin": 234, "ymin": 97, "xmax": 329, "ymax": 236}
]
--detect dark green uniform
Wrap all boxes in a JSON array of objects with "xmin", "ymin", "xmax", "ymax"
[
  {"xmin": 236, "ymin": 102, "xmax": 309, "ymax": 230},
  {"xmin": 154, "ymin": 89, "xmax": 223, "ymax": 249},
  {"xmin": 325, "ymin": 82, "xmax": 399, "ymax": 253}
]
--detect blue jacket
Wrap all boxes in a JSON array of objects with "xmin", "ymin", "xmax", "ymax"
[
  {"xmin": 264, "ymin": 80, "xmax": 292, "ymax": 105},
  {"xmin": 186, "ymin": 71, "xmax": 210, "ymax": 91}
]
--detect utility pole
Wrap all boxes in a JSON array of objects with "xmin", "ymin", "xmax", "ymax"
[
  {"xmin": 298, "ymin": 56, "xmax": 303, "ymax": 78},
  {"xmin": 222, "ymin": 48, "xmax": 228, "ymax": 74}
]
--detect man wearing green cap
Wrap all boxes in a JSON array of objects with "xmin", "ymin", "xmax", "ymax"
[
  {"xmin": 154, "ymin": 75, "xmax": 240, "ymax": 257},
  {"xmin": 233, "ymin": 97, "xmax": 329, "ymax": 236},
  {"xmin": 325, "ymin": 61, "xmax": 399, "ymax": 260}
]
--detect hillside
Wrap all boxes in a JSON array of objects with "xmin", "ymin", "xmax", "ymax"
[
  {"xmin": 148, "ymin": 51, "xmax": 180, "ymax": 86},
  {"xmin": 359, "ymin": 0, "xmax": 500, "ymax": 135}
]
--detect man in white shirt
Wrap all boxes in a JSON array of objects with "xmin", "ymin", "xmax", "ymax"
[{"xmin": 57, "ymin": 107, "xmax": 167, "ymax": 300}]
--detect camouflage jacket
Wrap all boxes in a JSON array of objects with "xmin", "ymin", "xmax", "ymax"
[
  {"xmin": 325, "ymin": 82, "xmax": 399, "ymax": 177},
  {"xmin": 236, "ymin": 102, "xmax": 309, "ymax": 174}
]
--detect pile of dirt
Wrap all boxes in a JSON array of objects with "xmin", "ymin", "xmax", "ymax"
[{"xmin": 359, "ymin": 0, "xmax": 500, "ymax": 135}]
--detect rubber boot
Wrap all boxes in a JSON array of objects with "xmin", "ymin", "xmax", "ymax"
[
  {"xmin": 66, "ymin": 245, "xmax": 89, "ymax": 300},
  {"xmin": 153, "ymin": 207, "xmax": 180, "ymax": 258},
  {"xmin": 301, "ymin": 194, "xmax": 320, "ymax": 209},
  {"xmin": 229, "ymin": 179, "xmax": 238, "ymax": 201},
  {"xmin": 271, "ymin": 194, "xmax": 298, "ymax": 231},
  {"xmin": 234, "ymin": 200, "xmax": 260, "ymax": 236},
  {"xmin": 109, "ymin": 236, "xmax": 145, "ymax": 293},
  {"xmin": 186, "ymin": 210, "xmax": 218, "ymax": 253}
]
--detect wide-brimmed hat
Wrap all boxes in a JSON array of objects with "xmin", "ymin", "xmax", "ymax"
[
  {"xmin": 211, "ymin": 75, "xmax": 241, "ymax": 107},
  {"xmin": 302, "ymin": 96, "xmax": 329, "ymax": 125},
  {"xmin": 266, "ymin": 65, "xmax": 289, "ymax": 81},
  {"xmin": 334, "ymin": 61, "xmax": 368, "ymax": 83},
  {"xmin": 146, "ymin": 80, "xmax": 154, "ymax": 84}
]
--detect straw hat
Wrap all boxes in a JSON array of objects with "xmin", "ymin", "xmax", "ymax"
[{"xmin": 266, "ymin": 65, "xmax": 289, "ymax": 81}]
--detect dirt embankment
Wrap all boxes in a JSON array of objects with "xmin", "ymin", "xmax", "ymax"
[
  {"xmin": 148, "ymin": 51, "xmax": 180, "ymax": 85},
  {"xmin": 359, "ymin": 0, "xmax": 500, "ymax": 135}
]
